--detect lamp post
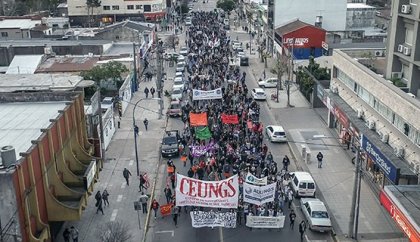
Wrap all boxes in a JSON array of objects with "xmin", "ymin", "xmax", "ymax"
[{"xmin": 132, "ymin": 98, "xmax": 161, "ymax": 177}]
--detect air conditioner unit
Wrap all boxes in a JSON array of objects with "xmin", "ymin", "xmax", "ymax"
[
  {"xmin": 332, "ymin": 87, "xmax": 339, "ymax": 94},
  {"xmin": 403, "ymin": 46, "xmax": 411, "ymax": 56},
  {"xmin": 391, "ymin": 72, "xmax": 402, "ymax": 79},
  {"xmin": 374, "ymin": 50, "xmax": 384, "ymax": 57},
  {"xmin": 357, "ymin": 109, "xmax": 364, "ymax": 119},
  {"xmin": 395, "ymin": 147, "xmax": 405, "ymax": 158},
  {"xmin": 367, "ymin": 120, "xmax": 376, "ymax": 130},
  {"xmin": 397, "ymin": 44, "xmax": 404, "ymax": 52},
  {"xmin": 401, "ymin": 5, "xmax": 412, "ymax": 14},
  {"xmin": 409, "ymin": 160, "xmax": 420, "ymax": 174},
  {"xmin": 381, "ymin": 133, "xmax": 389, "ymax": 144}
]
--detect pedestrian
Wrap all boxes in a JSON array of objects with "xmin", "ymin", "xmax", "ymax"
[
  {"xmin": 134, "ymin": 125, "xmax": 139, "ymax": 136},
  {"xmin": 289, "ymin": 209, "xmax": 296, "ymax": 230},
  {"xmin": 152, "ymin": 199, "xmax": 160, "ymax": 218},
  {"xmin": 139, "ymin": 192, "xmax": 149, "ymax": 214},
  {"xmin": 144, "ymin": 87, "xmax": 149, "ymax": 98},
  {"xmin": 299, "ymin": 220, "xmax": 307, "ymax": 241},
  {"xmin": 102, "ymin": 189, "xmax": 110, "ymax": 206},
  {"xmin": 172, "ymin": 206, "xmax": 180, "ymax": 227},
  {"xmin": 139, "ymin": 174, "xmax": 147, "ymax": 192},
  {"xmin": 282, "ymin": 155, "xmax": 290, "ymax": 171},
  {"xmin": 123, "ymin": 168, "xmax": 132, "ymax": 186},
  {"xmin": 143, "ymin": 118, "xmax": 149, "ymax": 131},
  {"xmin": 96, "ymin": 195, "xmax": 104, "ymax": 214},
  {"xmin": 118, "ymin": 120, "xmax": 121, "ymax": 128},
  {"xmin": 287, "ymin": 189, "xmax": 293, "ymax": 209},
  {"xmin": 95, "ymin": 190, "xmax": 102, "ymax": 207},
  {"xmin": 170, "ymin": 173, "xmax": 176, "ymax": 189},
  {"xmin": 63, "ymin": 227, "xmax": 71, "ymax": 242},
  {"xmin": 164, "ymin": 185, "xmax": 173, "ymax": 204},
  {"xmin": 150, "ymin": 87, "xmax": 156, "ymax": 98},
  {"xmin": 70, "ymin": 226, "xmax": 79, "ymax": 242},
  {"xmin": 317, "ymin": 152, "xmax": 324, "ymax": 168}
]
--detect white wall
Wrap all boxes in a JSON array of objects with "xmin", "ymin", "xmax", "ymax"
[
  {"xmin": 274, "ymin": 0, "xmax": 347, "ymax": 31},
  {"xmin": 102, "ymin": 107, "xmax": 116, "ymax": 149},
  {"xmin": 68, "ymin": 0, "xmax": 166, "ymax": 16}
]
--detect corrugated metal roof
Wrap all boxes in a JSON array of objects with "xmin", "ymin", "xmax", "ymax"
[
  {"xmin": 275, "ymin": 19, "xmax": 325, "ymax": 36},
  {"xmin": 0, "ymin": 74, "xmax": 84, "ymax": 92},
  {"xmin": 0, "ymin": 19, "xmax": 41, "ymax": 29},
  {"xmin": 6, "ymin": 55, "xmax": 44, "ymax": 74}
]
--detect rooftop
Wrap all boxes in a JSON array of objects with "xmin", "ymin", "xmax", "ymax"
[
  {"xmin": 0, "ymin": 74, "xmax": 88, "ymax": 92},
  {"xmin": 6, "ymin": 55, "xmax": 44, "ymax": 74},
  {"xmin": 36, "ymin": 56, "xmax": 99, "ymax": 73},
  {"xmin": 0, "ymin": 19, "xmax": 41, "ymax": 29},
  {"xmin": 0, "ymin": 102, "xmax": 67, "ymax": 161},
  {"xmin": 275, "ymin": 19, "xmax": 325, "ymax": 36},
  {"xmin": 347, "ymin": 3, "xmax": 376, "ymax": 9},
  {"xmin": 96, "ymin": 20, "xmax": 154, "ymax": 34},
  {"xmin": 0, "ymin": 39, "xmax": 111, "ymax": 47}
]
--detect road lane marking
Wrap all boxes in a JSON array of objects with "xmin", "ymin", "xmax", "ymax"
[
  {"xmin": 117, "ymin": 195, "xmax": 123, "ymax": 202},
  {"xmin": 110, "ymin": 209, "xmax": 118, "ymax": 221},
  {"xmin": 155, "ymin": 230, "xmax": 174, "ymax": 237},
  {"xmin": 219, "ymin": 227, "xmax": 224, "ymax": 242}
]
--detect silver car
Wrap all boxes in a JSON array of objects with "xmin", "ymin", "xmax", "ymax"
[{"xmin": 300, "ymin": 198, "xmax": 332, "ymax": 232}]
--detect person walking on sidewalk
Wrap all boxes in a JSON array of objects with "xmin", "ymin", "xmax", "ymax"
[
  {"xmin": 70, "ymin": 226, "xmax": 79, "ymax": 242},
  {"xmin": 144, "ymin": 87, "xmax": 149, "ymax": 98},
  {"xmin": 317, "ymin": 152, "xmax": 324, "ymax": 168},
  {"xmin": 95, "ymin": 191, "xmax": 102, "ymax": 207},
  {"xmin": 289, "ymin": 209, "xmax": 296, "ymax": 230},
  {"xmin": 282, "ymin": 155, "xmax": 290, "ymax": 171},
  {"xmin": 63, "ymin": 227, "xmax": 71, "ymax": 242},
  {"xmin": 102, "ymin": 189, "xmax": 109, "ymax": 206},
  {"xmin": 139, "ymin": 192, "xmax": 149, "ymax": 214},
  {"xmin": 123, "ymin": 168, "xmax": 132, "ymax": 186},
  {"xmin": 299, "ymin": 220, "xmax": 307, "ymax": 241},
  {"xmin": 150, "ymin": 87, "xmax": 156, "ymax": 98},
  {"xmin": 134, "ymin": 125, "xmax": 139, "ymax": 136},
  {"xmin": 287, "ymin": 189, "xmax": 294, "ymax": 209},
  {"xmin": 96, "ymin": 196, "xmax": 104, "ymax": 214},
  {"xmin": 164, "ymin": 186, "xmax": 173, "ymax": 204},
  {"xmin": 139, "ymin": 174, "xmax": 147, "ymax": 192},
  {"xmin": 152, "ymin": 199, "xmax": 160, "ymax": 218},
  {"xmin": 143, "ymin": 118, "xmax": 149, "ymax": 131}
]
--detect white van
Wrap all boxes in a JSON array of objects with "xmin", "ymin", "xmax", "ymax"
[{"xmin": 289, "ymin": 172, "xmax": 316, "ymax": 198}]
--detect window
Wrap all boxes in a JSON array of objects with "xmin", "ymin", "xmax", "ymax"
[
  {"xmin": 402, "ymin": 64, "xmax": 409, "ymax": 81},
  {"xmin": 336, "ymin": 68, "xmax": 355, "ymax": 91},
  {"xmin": 409, "ymin": 0, "xmax": 417, "ymax": 5},
  {"xmin": 136, "ymin": 5, "xmax": 142, "ymax": 9},
  {"xmin": 405, "ymin": 28, "xmax": 414, "ymax": 46},
  {"xmin": 103, "ymin": 5, "xmax": 110, "ymax": 10},
  {"xmin": 307, "ymin": 183, "xmax": 315, "ymax": 189},
  {"xmin": 299, "ymin": 182, "xmax": 306, "ymax": 189},
  {"xmin": 112, "ymin": 5, "xmax": 119, "ymax": 10},
  {"xmin": 127, "ymin": 5, "xmax": 134, "ymax": 10},
  {"xmin": 1, "ymin": 32, "xmax": 8, "ymax": 37},
  {"xmin": 144, "ymin": 4, "xmax": 151, "ymax": 12}
]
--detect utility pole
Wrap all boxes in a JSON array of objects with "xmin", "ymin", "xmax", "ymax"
[
  {"xmin": 155, "ymin": 34, "xmax": 164, "ymax": 119},
  {"xmin": 349, "ymin": 148, "xmax": 362, "ymax": 240},
  {"xmin": 286, "ymin": 40, "xmax": 294, "ymax": 107},
  {"xmin": 132, "ymin": 43, "xmax": 138, "ymax": 90}
]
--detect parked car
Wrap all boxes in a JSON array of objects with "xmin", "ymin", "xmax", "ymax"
[
  {"xmin": 101, "ymin": 97, "xmax": 113, "ymax": 110},
  {"xmin": 300, "ymin": 198, "xmax": 332, "ymax": 232},
  {"xmin": 290, "ymin": 172, "xmax": 316, "ymax": 198},
  {"xmin": 161, "ymin": 130, "xmax": 180, "ymax": 157},
  {"xmin": 239, "ymin": 57, "xmax": 249, "ymax": 66},
  {"xmin": 176, "ymin": 62, "xmax": 185, "ymax": 72},
  {"xmin": 171, "ymin": 87, "xmax": 183, "ymax": 100},
  {"xmin": 251, "ymin": 88, "xmax": 267, "ymax": 100},
  {"xmin": 167, "ymin": 100, "xmax": 182, "ymax": 117},
  {"xmin": 173, "ymin": 77, "xmax": 185, "ymax": 90},
  {"xmin": 258, "ymin": 77, "xmax": 278, "ymax": 88},
  {"xmin": 175, "ymin": 72, "xmax": 184, "ymax": 78},
  {"xmin": 232, "ymin": 42, "xmax": 241, "ymax": 50},
  {"xmin": 180, "ymin": 47, "xmax": 189, "ymax": 56},
  {"xmin": 177, "ymin": 54, "xmax": 185, "ymax": 62},
  {"xmin": 265, "ymin": 125, "xmax": 287, "ymax": 142}
]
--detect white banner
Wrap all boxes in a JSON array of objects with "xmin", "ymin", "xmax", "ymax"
[
  {"xmin": 176, "ymin": 174, "xmax": 239, "ymax": 208},
  {"xmin": 193, "ymin": 88, "xmax": 223, "ymax": 100},
  {"xmin": 190, "ymin": 211, "xmax": 237, "ymax": 228},
  {"xmin": 246, "ymin": 215, "xmax": 285, "ymax": 228},
  {"xmin": 245, "ymin": 173, "xmax": 267, "ymax": 185},
  {"xmin": 243, "ymin": 182, "xmax": 276, "ymax": 205}
]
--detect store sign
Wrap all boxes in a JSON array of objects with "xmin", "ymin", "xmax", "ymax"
[
  {"xmin": 284, "ymin": 38, "xmax": 309, "ymax": 46},
  {"xmin": 190, "ymin": 211, "xmax": 237, "ymax": 228},
  {"xmin": 361, "ymin": 135, "xmax": 399, "ymax": 183},
  {"xmin": 176, "ymin": 174, "xmax": 239, "ymax": 208},
  {"xmin": 193, "ymin": 88, "xmax": 223, "ymax": 100},
  {"xmin": 380, "ymin": 191, "xmax": 420, "ymax": 242},
  {"xmin": 246, "ymin": 215, "xmax": 285, "ymax": 228},
  {"xmin": 322, "ymin": 41, "xmax": 328, "ymax": 51},
  {"xmin": 333, "ymin": 105, "xmax": 349, "ymax": 129},
  {"xmin": 243, "ymin": 182, "xmax": 276, "ymax": 205},
  {"xmin": 83, "ymin": 160, "xmax": 97, "ymax": 190}
]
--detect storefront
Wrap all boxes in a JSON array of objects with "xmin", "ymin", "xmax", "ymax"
[
  {"xmin": 380, "ymin": 185, "xmax": 420, "ymax": 242},
  {"xmin": 332, "ymin": 104, "xmax": 360, "ymax": 150}
]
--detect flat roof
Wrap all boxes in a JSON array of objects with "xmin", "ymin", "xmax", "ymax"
[
  {"xmin": 347, "ymin": 3, "xmax": 375, "ymax": 9},
  {"xmin": 0, "ymin": 74, "xmax": 84, "ymax": 92},
  {"xmin": 36, "ymin": 56, "xmax": 99, "ymax": 73},
  {"xmin": 6, "ymin": 55, "xmax": 44, "ymax": 74},
  {"xmin": 0, "ymin": 19, "xmax": 41, "ymax": 29},
  {"xmin": 0, "ymin": 102, "xmax": 67, "ymax": 161},
  {"xmin": 0, "ymin": 39, "xmax": 111, "ymax": 47}
]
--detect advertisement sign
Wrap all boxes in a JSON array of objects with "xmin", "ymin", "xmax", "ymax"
[
  {"xmin": 322, "ymin": 41, "xmax": 328, "ymax": 51},
  {"xmin": 245, "ymin": 173, "xmax": 267, "ymax": 186},
  {"xmin": 246, "ymin": 215, "xmax": 285, "ymax": 228},
  {"xmin": 83, "ymin": 160, "xmax": 97, "ymax": 190},
  {"xmin": 361, "ymin": 135, "xmax": 399, "ymax": 183},
  {"xmin": 176, "ymin": 174, "xmax": 239, "ymax": 208},
  {"xmin": 333, "ymin": 105, "xmax": 349, "ymax": 129},
  {"xmin": 380, "ymin": 191, "xmax": 420, "ymax": 242},
  {"xmin": 193, "ymin": 88, "xmax": 223, "ymax": 100},
  {"xmin": 190, "ymin": 211, "xmax": 237, "ymax": 228},
  {"xmin": 243, "ymin": 182, "xmax": 276, "ymax": 205}
]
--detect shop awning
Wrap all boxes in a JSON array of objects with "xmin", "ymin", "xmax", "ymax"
[{"xmin": 380, "ymin": 185, "xmax": 420, "ymax": 242}]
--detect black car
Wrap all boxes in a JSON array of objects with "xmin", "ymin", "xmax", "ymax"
[
  {"xmin": 161, "ymin": 130, "xmax": 180, "ymax": 157},
  {"xmin": 223, "ymin": 24, "xmax": 230, "ymax": 30},
  {"xmin": 240, "ymin": 57, "xmax": 249, "ymax": 66}
]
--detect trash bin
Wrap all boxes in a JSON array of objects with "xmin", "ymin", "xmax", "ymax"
[
  {"xmin": 301, "ymin": 145, "xmax": 306, "ymax": 158},
  {"xmin": 306, "ymin": 151, "xmax": 311, "ymax": 164}
]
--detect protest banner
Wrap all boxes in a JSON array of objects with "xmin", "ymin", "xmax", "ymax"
[
  {"xmin": 246, "ymin": 215, "xmax": 286, "ymax": 228},
  {"xmin": 221, "ymin": 114, "xmax": 239, "ymax": 124},
  {"xmin": 190, "ymin": 112, "xmax": 208, "ymax": 126},
  {"xmin": 243, "ymin": 182, "xmax": 276, "ymax": 205},
  {"xmin": 193, "ymin": 88, "xmax": 223, "ymax": 100},
  {"xmin": 190, "ymin": 211, "xmax": 237, "ymax": 228},
  {"xmin": 176, "ymin": 174, "xmax": 239, "ymax": 208},
  {"xmin": 160, "ymin": 204, "xmax": 173, "ymax": 217},
  {"xmin": 245, "ymin": 173, "xmax": 267, "ymax": 186},
  {"xmin": 190, "ymin": 143, "xmax": 216, "ymax": 157},
  {"xmin": 196, "ymin": 126, "xmax": 212, "ymax": 140}
]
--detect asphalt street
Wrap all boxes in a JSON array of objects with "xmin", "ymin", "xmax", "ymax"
[{"xmin": 148, "ymin": 1, "xmax": 333, "ymax": 242}]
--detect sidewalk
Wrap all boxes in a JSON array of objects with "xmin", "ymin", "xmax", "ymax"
[{"xmin": 248, "ymin": 57, "xmax": 405, "ymax": 242}]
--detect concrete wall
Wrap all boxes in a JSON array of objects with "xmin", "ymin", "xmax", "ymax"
[
  {"xmin": 0, "ymin": 28, "xmax": 31, "ymax": 40},
  {"xmin": 94, "ymin": 27, "xmax": 145, "ymax": 42},
  {"xmin": 274, "ymin": 0, "xmax": 347, "ymax": 31},
  {"xmin": 346, "ymin": 7, "xmax": 376, "ymax": 29},
  {"xmin": 68, "ymin": 0, "xmax": 166, "ymax": 16},
  {"xmin": 0, "ymin": 172, "xmax": 22, "ymax": 242}
]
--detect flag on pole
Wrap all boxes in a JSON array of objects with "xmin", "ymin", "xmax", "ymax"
[{"xmin": 196, "ymin": 126, "xmax": 212, "ymax": 140}]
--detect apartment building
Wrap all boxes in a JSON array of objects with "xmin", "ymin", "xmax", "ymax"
[{"xmin": 385, "ymin": 0, "xmax": 420, "ymax": 97}]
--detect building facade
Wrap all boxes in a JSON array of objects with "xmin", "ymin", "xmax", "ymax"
[
  {"xmin": 0, "ymin": 19, "xmax": 41, "ymax": 40},
  {"xmin": 68, "ymin": 0, "xmax": 167, "ymax": 26},
  {"xmin": 385, "ymin": 0, "xmax": 420, "ymax": 97},
  {"xmin": 346, "ymin": 3, "xmax": 377, "ymax": 29}
]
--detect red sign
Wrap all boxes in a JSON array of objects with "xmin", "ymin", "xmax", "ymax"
[
  {"xmin": 160, "ymin": 204, "xmax": 173, "ymax": 217},
  {"xmin": 221, "ymin": 114, "xmax": 239, "ymax": 124},
  {"xmin": 333, "ymin": 106, "xmax": 349, "ymax": 129},
  {"xmin": 380, "ymin": 191, "xmax": 420, "ymax": 242}
]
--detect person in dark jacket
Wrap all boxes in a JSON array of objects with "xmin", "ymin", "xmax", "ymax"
[
  {"xmin": 123, "ymin": 168, "xmax": 132, "ymax": 185},
  {"xmin": 62, "ymin": 227, "xmax": 71, "ymax": 242}
]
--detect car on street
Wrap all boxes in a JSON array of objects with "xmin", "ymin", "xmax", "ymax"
[
  {"xmin": 251, "ymin": 88, "xmax": 267, "ymax": 100},
  {"xmin": 180, "ymin": 47, "xmax": 189, "ymax": 55},
  {"xmin": 237, "ymin": 51, "xmax": 245, "ymax": 58},
  {"xmin": 175, "ymin": 72, "xmax": 184, "ymax": 78},
  {"xmin": 239, "ymin": 57, "xmax": 249, "ymax": 66},
  {"xmin": 163, "ymin": 52, "xmax": 179, "ymax": 60},
  {"xmin": 101, "ymin": 97, "xmax": 114, "ymax": 110},
  {"xmin": 161, "ymin": 130, "xmax": 180, "ymax": 157},
  {"xmin": 185, "ymin": 20, "xmax": 192, "ymax": 26},
  {"xmin": 258, "ymin": 77, "xmax": 278, "ymax": 88},
  {"xmin": 232, "ymin": 42, "xmax": 241, "ymax": 50},
  {"xmin": 300, "ymin": 198, "xmax": 332, "ymax": 232},
  {"xmin": 167, "ymin": 100, "xmax": 182, "ymax": 117},
  {"xmin": 265, "ymin": 125, "xmax": 287, "ymax": 142},
  {"xmin": 171, "ymin": 87, "xmax": 183, "ymax": 100},
  {"xmin": 176, "ymin": 62, "xmax": 185, "ymax": 72},
  {"xmin": 223, "ymin": 24, "xmax": 230, "ymax": 30},
  {"xmin": 173, "ymin": 77, "xmax": 185, "ymax": 90},
  {"xmin": 177, "ymin": 54, "xmax": 185, "ymax": 62}
]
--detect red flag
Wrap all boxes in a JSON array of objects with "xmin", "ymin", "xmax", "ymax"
[
  {"xmin": 221, "ymin": 114, "xmax": 239, "ymax": 124},
  {"xmin": 189, "ymin": 112, "xmax": 208, "ymax": 126},
  {"xmin": 160, "ymin": 204, "xmax": 173, "ymax": 216}
]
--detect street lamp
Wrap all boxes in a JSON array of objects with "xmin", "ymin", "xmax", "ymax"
[{"xmin": 132, "ymin": 98, "xmax": 161, "ymax": 177}]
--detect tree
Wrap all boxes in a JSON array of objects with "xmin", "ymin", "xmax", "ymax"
[
  {"xmin": 270, "ymin": 55, "xmax": 289, "ymax": 102},
  {"xmin": 80, "ymin": 61, "xmax": 128, "ymax": 89},
  {"xmin": 216, "ymin": 0, "xmax": 236, "ymax": 14},
  {"xmin": 96, "ymin": 221, "xmax": 132, "ymax": 242},
  {"xmin": 86, "ymin": 0, "xmax": 101, "ymax": 27}
]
